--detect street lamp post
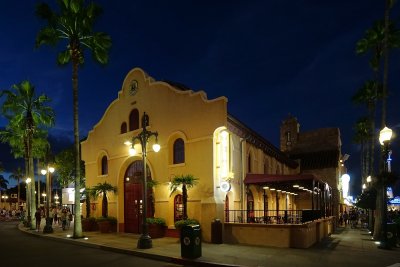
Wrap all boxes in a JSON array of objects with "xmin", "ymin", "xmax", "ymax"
[
  {"xmin": 26, "ymin": 178, "xmax": 32, "ymax": 228},
  {"xmin": 128, "ymin": 112, "xmax": 160, "ymax": 249},
  {"xmin": 41, "ymin": 166, "xmax": 55, "ymax": 233},
  {"xmin": 378, "ymin": 126, "xmax": 392, "ymax": 250},
  {"xmin": 1, "ymin": 195, "xmax": 8, "ymax": 209}
]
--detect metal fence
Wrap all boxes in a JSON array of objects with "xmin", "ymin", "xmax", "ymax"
[{"xmin": 225, "ymin": 209, "xmax": 305, "ymax": 224}]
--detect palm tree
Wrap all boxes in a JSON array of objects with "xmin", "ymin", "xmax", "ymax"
[
  {"xmin": 8, "ymin": 167, "xmax": 24, "ymax": 207},
  {"xmin": 35, "ymin": 0, "xmax": 112, "ymax": 238},
  {"xmin": 0, "ymin": 174, "xmax": 9, "ymax": 201},
  {"xmin": 353, "ymin": 117, "xmax": 372, "ymax": 180},
  {"xmin": 0, "ymin": 80, "xmax": 54, "ymax": 228},
  {"xmin": 352, "ymin": 80, "xmax": 381, "ymax": 178},
  {"xmin": 170, "ymin": 174, "xmax": 199, "ymax": 220},
  {"xmin": 356, "ymin": 3, "xmax": 400, "ymax": 240},
  {"xmin": 91, "ymin": 182, "xmax": 117, "ymax": 218},
  {"xmin": 356, "ymin": 17, "xmax": 400, "ymax": 127}
]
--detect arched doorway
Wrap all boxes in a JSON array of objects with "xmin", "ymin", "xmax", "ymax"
[
  {"xmin": 174, "ymin": 194, "xmax": 183, "ymax": 222},
  {"xmin": 247, "ymin": 190, "xmax": 254, "ymax": 223},
  {"xmin": 124, "ymin": 160, "xmax": 152, "ymax": 233},
  {"xmin": 225, "ymin": 195, "xmax": 229, "ymax": 222}
]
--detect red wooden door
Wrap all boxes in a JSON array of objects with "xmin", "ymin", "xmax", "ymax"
[
  {"xmin": 124, "ymin": 182, "xmax": 142, "ymax": 233},
  {"xmin": 124, "ymin": 160, "xmax": 152, "ymax": 233}
]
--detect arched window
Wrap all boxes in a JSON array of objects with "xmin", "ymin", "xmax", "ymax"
[
  {"xmin": 173, "ymin": 138, "xmax": 185, "ymax": 164},
  {"xmin": 247, "ymin": 154, "xmax": 252, "ymax": 173},
  {"xmin": 247, "ymin": 191, "xmax": 254, "ymax": 222},
  {"xmin": 264, "ymin": 159, "xmax": 268, "ymax": 174},
  {"xmin": 129, "ymin": 109, "xmax": 139, "ymax": 131},
  {"xmin": 174, "ymin": 194, "xmax": 183, "ymax": 222},
  {"xmin": 101, "ymin": 156, "xmax": 108, "ymax": 175},
  {"xmin": 120, "ymin": 122, "xmax": 127, "ymax": 134}
]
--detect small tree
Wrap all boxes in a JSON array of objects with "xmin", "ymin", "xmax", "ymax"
[
  {"xmin": 169, "ymin": 174, "xmax": 198, "ymax": 220},
  {"xmin": 147, "ymin": 179, "xmax": 159, "ymax": 218},
  {"xmin": 91, "ymin": 182, "xmax": 117, "ymax": 218}
]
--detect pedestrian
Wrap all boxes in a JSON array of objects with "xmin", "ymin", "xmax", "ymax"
[
  {"xmin": 67, "ymin": 209, "xmax": 73, "ymax": 229},
  {"xmin": 53, "ymin": 208, "xmax": 58, "ymax": 225},
  {"xmin": 35, "ymin": 209, "xmax": 42, "ymax": 232},
  {"xmin": 61, "ymin": 209, "xmax": 67, "ymax": 230},
  {"xmin": 339, "ymin": 212, "xmax": 343, "ymax": 226},
  {"xmin": 342, "ymin": 211, "xmax": 348, "ymax": 227}
]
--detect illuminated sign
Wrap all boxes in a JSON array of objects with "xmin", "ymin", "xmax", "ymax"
[
  {"xmin": 220, "ymin": 181, "xmax": 231, "ymax": 192},
  {"xmin": 389, "ymin": 196, "xmax": 400, "ymax": 205}
]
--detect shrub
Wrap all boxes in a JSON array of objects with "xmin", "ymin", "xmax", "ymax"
[
  {"xmin": 96, "ymin": 216, "xmax": 117, "ymax": 225},
  {"xmin": 174, "ymin": 218, "xmax": 199, "ymax": 230},
  {"xmin": 146, "ymin": 217, "xmax": 166, "ymax": 226}
]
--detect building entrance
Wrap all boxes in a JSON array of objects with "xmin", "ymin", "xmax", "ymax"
[{"xmin": 124, "ymin": 160, "xmax": 152, "ymax": 233}]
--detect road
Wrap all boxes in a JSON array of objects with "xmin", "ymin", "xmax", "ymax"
[{"xmin": 0, "ymin": 220, "xmax": 181, "ymax": 267}]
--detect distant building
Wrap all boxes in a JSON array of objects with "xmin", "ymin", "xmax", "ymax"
[{"xmin": 280, "ymin": 114, "xmax": 347, "ymax": 219}]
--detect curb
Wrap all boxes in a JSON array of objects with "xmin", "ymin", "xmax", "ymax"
[{"xmin": 17, "ymin": 223, "xmax": 244, "ymax": 267}]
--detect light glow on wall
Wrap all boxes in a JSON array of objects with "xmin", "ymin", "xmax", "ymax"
[
  {"xmin": 341, "ymin": 174, "xmax": 350, "ymax": 199},
  {"xmin": 216, "ymin": 130, "xmax": 230, "ymax": 183}
]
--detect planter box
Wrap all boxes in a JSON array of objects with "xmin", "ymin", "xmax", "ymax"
[
  {"xmin": 148, "ymin": 224, "xmax": 167, "ymax": 238},
  {"xmin": 98, "ymin": 221, "xmax": 116, "ymax": 233},
  {"xmin": 82, "ymin": 219, "xmax": 98, "ymax": 232}
]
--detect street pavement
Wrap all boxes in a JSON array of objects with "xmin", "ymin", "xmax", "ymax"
[{"xmin": 16, "ymin": 218, "xmax": 400, "ymax": 267}]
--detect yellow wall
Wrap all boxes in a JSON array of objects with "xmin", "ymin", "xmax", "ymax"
[{"xmin": 81, "ymin": 68, "xmax": 228, "ymax": 240}]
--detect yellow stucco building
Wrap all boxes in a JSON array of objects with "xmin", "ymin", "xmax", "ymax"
[{"xmin": 81, "ymin": 67, "xmax": 333, "ymax": 244}]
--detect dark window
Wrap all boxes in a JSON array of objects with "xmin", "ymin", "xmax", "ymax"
[
  {"xmin": 121, "ymin": 122, "xmax": 127, "ymax": 134},
  {"xmin": 286, "ymin": 131, "xmax": 291, "ymax": 142},
  {"xmin": 264, "ymin": 160, "xmax": 268, "ymax": 174},
  {"xmin": 248, "ymin": 155, "xmax": 252, "ymax": 173},
  {"xmin": 101, "ymin": 156, "xmax": 108, "ymax": 175},
  {"xmin": 129, "ymin": 109, "xmax": 139, "ymax": 131},
  {"xmin": 173, "ymin": 138, "xmax": 185, "ymax": 164}
]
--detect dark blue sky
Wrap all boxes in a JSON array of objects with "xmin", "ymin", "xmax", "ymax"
[{"xmin": 1, "ymin": 1, "xmax": 399, "ymax": 195}]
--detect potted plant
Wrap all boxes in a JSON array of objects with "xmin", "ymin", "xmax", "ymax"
[
  {"xmin": 96, "ymin": 216, "xmax": 117, "ymax": 233},
  {"xmin": 169, "ymin": 174, "xmax": 199, "ymax": 221},
  {"xmin": 174, "ymin": 218, "xmax": 200, "ymax": 230},
  {"xmin": 82, "ymin": 216, "xmax": 97, "ymax": 231},
  {"xmin": 91, "ymin": 182, "xmax": 117, "ymax": 233},
  {"xmin": 146, "ymin": 217, "xmax": 167, "ymax": 238}
]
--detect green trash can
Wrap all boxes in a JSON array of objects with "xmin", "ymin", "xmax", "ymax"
[
  {"xmin": 180, "ymin": 224, "xmax": 202, "ymax": 259},
  {"xmin": 386, "ymin": 223, "xmax": 397, "ymax": 247}
]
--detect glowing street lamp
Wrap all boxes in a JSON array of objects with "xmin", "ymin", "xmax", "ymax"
[
  {"xmin": 42, "ymin": 166, "xmax": 55, "ymax": 233},
  {"xmin": 128, "ymin": 112, "xmax": 160, "ymax": 249},
  {"xmin": 378, "ymin": 126, "xmax": 393, "ymax": 250}
]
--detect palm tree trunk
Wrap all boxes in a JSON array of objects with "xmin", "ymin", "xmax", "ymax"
[
  {"xmin": 72, "ymin": 58, "xmax": 83, "ymax": 238},
  {"xmin": 183, "ymin": 184, "xmax": 188, "ymax": 220},
  {"xmin": 381, "ymin": 0, "xmax": 390, "ymax": 128},
  {"xmin": 37, "ymin": 159, "xmax": 41, "ymax": 209},
  {"xmin": 102, "ymin": 193, "xmax": 108, "ymax": 217},
  {"xmin": 17, "ymin": 178, "xmax": 20, "ymax": 208}
]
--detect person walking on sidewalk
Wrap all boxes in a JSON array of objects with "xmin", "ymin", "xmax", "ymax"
[
  {"xmin": 342, "ymin": 211, "xmax": 348, "ymax": 227},
  {"xmin": 35, "ymin": 209, "xmax": 42, "ymax": 232}
]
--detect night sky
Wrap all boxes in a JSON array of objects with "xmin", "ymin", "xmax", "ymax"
[{"xmin": 1, "ymin": 1, "xmax": 399, "ymax": 196}]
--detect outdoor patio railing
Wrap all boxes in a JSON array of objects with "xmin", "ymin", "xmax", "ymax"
[{"xmin": 224, "ymin": 209, "xmax": 323, "ymax": 224}]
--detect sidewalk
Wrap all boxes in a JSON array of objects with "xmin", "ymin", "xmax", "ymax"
[{"xmin": 19, "ymin": 219, "xmax": 400, "ymax": 267}]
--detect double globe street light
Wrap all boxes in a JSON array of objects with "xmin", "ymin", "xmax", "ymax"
[
  {"xmin": 41, "ymin": 166, "xmax": 55, "ymax": 233},
  {"xmin": 378, "ymin": 126, "xmax": 393, "ymax": 250},
  {"xmin": 127, "ymin": 112, "xmax": 160, "ymax": 249}
]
